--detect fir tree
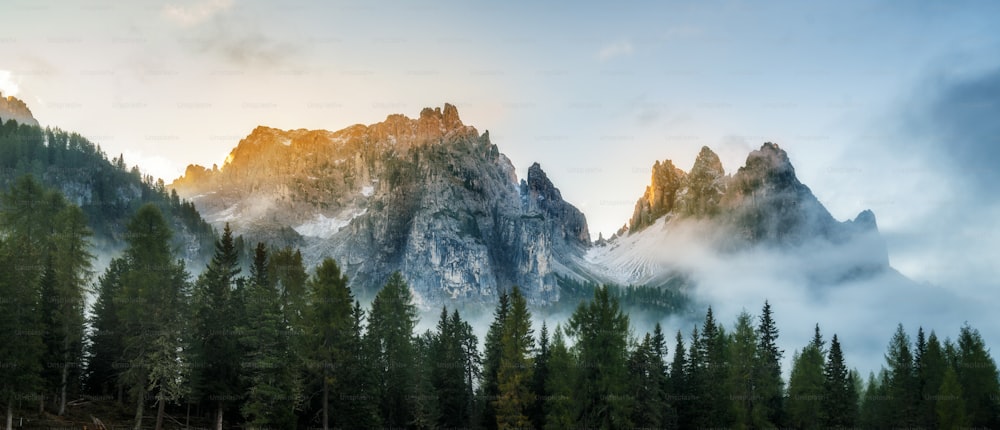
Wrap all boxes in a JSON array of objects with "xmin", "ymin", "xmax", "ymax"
[
  {"xmin": 495, "ymin": 286, "xmax": 535, "ymax": 429},
  {"xmin": 885, "ymin": 324, "xmax": 919, "ymax": 427},
  {"xmin": 787, "ymin": 324, "xmax": 825, "ymax": 430},
  {"xmin": 822, "ymin": 334, "xmax": 857, "ymax": 427},
  {"xmin": 481, "ymin": 290, "xmax": 510, "ymax": 429},
  {"xmin": 936, "ymin": 366, "xmax": 968, "ymax": 429},
  {"xmin": 543, "ymin": 325, "xmax": 575, "ymax": 430},
  {"xmin": 756, "ymin": 300, "xmax": 784, "ymax": 426},
  {"xmin": 366, "ymin": 272, "xmax": 419, "ymax": 427},
  {"xmin": 954, "ymin": 324, "xmax": 1000, "ymax": 427},
  {"xmin": 566, "ymin": 286, "xmax": 632, "ymax": 428},
  {"xmin": 191, "ymin": 223, "xmax": 243, "ymax": 430}
]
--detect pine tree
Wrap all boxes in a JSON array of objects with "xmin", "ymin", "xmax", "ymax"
[
  {"xmin": 543, "ymin": 325, "xmax": 575, "ymax": 430},
  {"xmin": 668, "ymin": 330, "xmax": 689, "ymax": 428},
  {"xmin": 885, "ymin": 324, "xmax": 919, "ymax": 427},
  {"xmin": 756, "ymin": 300, "xmax": 784, "ymax": 426},
  {"xmin": 954, "ymin": 324, "xmax": 1000, "ymax": 427},
  {"xmin": 694, "ymin": 306, "xmax": 732, "ymax": 428},
  {"xmin": 936, "ymin": 366, "xmax": 968, "ymax": 429},
  {"xmin": 920, "ymin": 331, "xmax": 948, "ymax": 427},
  {"xmin": 822, "ymin": 334, "xmax": 857, "ymax": 427},
  {"xmin": 481, "ymin": 290, "xmax": 510, "ymax": 429},
  {"xmin": 566, "ymin": 285, "xmax": 632, "ymax": 428},
  {"xmin": 116, "ymin": 204, "xmax": 189, "ymax": 430},
  {"xmin": 0, "ymin": 176, "xmax": 50, "ymax": 422},
  {"xmin": 628, "ymin": 333, "xmax": 669, "ymax": 427},
  {"xmin": 84, "ymin": 258, "xmax": 129, "ymax": 399},
  {"xmin": 366, "ymin": 272, "xmax": 419, "ymax": 427},
  {"xmin": 528, "ymin": 321, "xmax": 551, "ymax": 429},
  {"xmin": 729, "ymin": 311, "xmax": 760, "ymax": 428},
  {"xmin": 495, "ymin": 286, "xmax": 535, "ymax": 429},
  {"xmin": 191, "ymin": 223, "xmax": 243, "ymax": 430},
  {"xmin": 432, "ymin": 307, "xmax": 478, "ymax": 428},
  {"xmin": 300, "ymin": 258, "xmax": 356, "ymax": 430},
  {"xmin": 240, "ymin": 243, "xmax": 300, "ymax": 429},
  {"xmin": 787, "ymin": 324, "xmax": 825, "ymax": 429}
]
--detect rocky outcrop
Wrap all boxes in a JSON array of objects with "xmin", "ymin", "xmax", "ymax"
[
  {"xmin": 0, "ymin": 93, "xmax": 39, "ymax": 127},
  {"xmin": 618, "ymin": 142, "xmax": 889, "ymax": 274},
  {"xmin": 171, "ymin": 104, "xmax": 591, "ymax": 303}
]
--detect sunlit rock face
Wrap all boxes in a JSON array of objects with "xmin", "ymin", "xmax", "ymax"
[
  {"xmin": 171, "ymin": 104, "xmax": 591, "ymax": 303},
  {"xmin": 0, "ymin": 93, "xmax": 39, "ymax": 127},
  {"xmin": 594, "ymin": 143, "xmax": 888, "ymax": 287}
]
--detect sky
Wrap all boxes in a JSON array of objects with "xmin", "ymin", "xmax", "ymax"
[{"xmin": 3, "ymin": 0, "xmax": 1000, "ymax": 372}]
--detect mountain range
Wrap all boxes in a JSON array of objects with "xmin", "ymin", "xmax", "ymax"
[{"xmin": 169, "ymin": 104, "xmax": 892, "ymax": 304}]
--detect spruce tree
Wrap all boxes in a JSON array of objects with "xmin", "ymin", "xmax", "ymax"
[
  {"xmin": 191, "ymin": 223, "xmax": 243, "ymax": 430},
  {"xmin": 936, "ymin": 366, "xmax": 968, "ymax": 429},
  {"xmin": 920, "ymin": 331, "xmax": 948, "ymax": 427},
  {"xmin": 117, "ymin": 204, "xmax": 189, "ymax": 430},
  {"xmin": 543, "ymin": 325, "xmax": 575, "ymax": 430},
  {"xmin": 481, "ymin": 290, "xmax": 510, "ymax": 429},
  {"xmin": 528, "ymin": 321, "xmax": 551, "ymax": 429},
  {"xmin": 885, "ymin": 324, "xmax": 919, "ymax": 427},
  {"xmin": 729, "ymin": 311, "xmax": 760, "ymax": 428},
  {"xmin": 756, "ymin": 300, "xmax": 784, "ymax": 426},
  {"xmin": 240, "ymin": 243, "xmax": 299, "ymax": 429},
  {"xmin": 954, "ymin": 324, "xmax": 1000, "ymax": 427},
  {"xmin": 822, "ymin": 334, "xmax": 857, "ymax": 427},
  {"xmin": 629, "ymin": 333, "xmax": 668, "ymax": 427},
  {"xmin": 495, "ymin": 286, "xmax": 535, "ymax": 428},
  {"xmin": 84, "ymin": 258, "xmax": 129, "ymax": 399},
  {"xmin": 669, "ymin": 330, "xmax": 689, "ymax": 428},
  {"xmin": 566, "ymin": 285, "xmax": 632, "ymax": 428},
  {"xmin": 366, "ymin": 272, "xmax": 419, "ymax": 427},
  {"xmin": 787, "ymin": 324, "xmax": 825, "ymax": 429}
]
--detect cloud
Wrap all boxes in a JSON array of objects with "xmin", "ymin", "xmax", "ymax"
[
  {"xmin": 597, "ymin": 40, "xmax": 634, "ymax": 62},
  {"xmin": 173, "ymin": 11, "xmax": 297, "ymax": 68},
  {"xmin": 162, "ymin": 0, "xmax": 234, "ymax": 27},
  {"xmin": 0, "ymin": 70, "xmax": 20, "ymax": 97},
  {"xmin": 902, "ymin": 65, "xmax": 1000, "ymax": 195}
]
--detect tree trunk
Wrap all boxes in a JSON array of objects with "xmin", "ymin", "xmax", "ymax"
[
  {"xmin": 186, "ymin": 402, "xmax": 190, "ymax": 430},
  {"xmin": 134, "ymin": 388, "xmax": 144, "ymax": 430},
  {"xmin": 323, "ymin": 379, "xmax": 329, "ymax": 430},
  {"xmin": 6, "ymin": 400, "xmax": 12, "ymax": 430},
  {"xmin": 155, "ymin": 395, "xmax": 166, "ymax": 430},
  {"xmin": 215, "ymin": 401, "xmax": 223, "ymax": 430},
  {"xmin": 59, "ymin": 344, "xmax": 69, "ymax": 416}
]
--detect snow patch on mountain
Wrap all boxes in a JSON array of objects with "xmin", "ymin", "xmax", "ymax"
[{"xmin": 294, "ymin": 208, "xmax": 367, "ymax": 239}]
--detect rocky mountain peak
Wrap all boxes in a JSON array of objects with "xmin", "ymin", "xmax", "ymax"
[
  {"xmin": 524, "ymin": 162, "xmax": 562, "ymax": 203},
  {"xmin": 0, "ymin": 92, "xmax": 39, "ymax": 127},
  {"xmin": 629, "ymin": 158, "xmax": 687, "ymax": 230}
]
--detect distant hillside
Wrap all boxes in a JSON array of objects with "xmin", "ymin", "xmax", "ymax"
[{"xmin": 0, "ymin": 119, "xmax": 216, "ymax": 265}]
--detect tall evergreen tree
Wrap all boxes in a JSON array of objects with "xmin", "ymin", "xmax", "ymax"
[
  {"xmin": 0, "ymin": 176, "xmax": 48, "ymax": 428},
  {"xmin": 694, "ymin": 306, "xmax": 733, "ymax": 428},
  {"xmin": 954, "ymin": 324, "xmax": 1000, "ymax": 427},
  {"xmin": 47, "ymin": 203, "xmax": 93, "ymax": 416},
  {"xmin": 431, "ymin": 307, "xmax": 478, "ymax": 428},
  {"xmin": 481, "ymin": 291, "xmax": 510, "ymax": 430},
  {"xmin": 116, "ymin": 204, "xmax": 189, "ymax": 430},
  {"xmin": 885, "ymin": 324, "xmax": 919, "ymax": 427},
  {"xmin": 628, "ymin": 333, "xmax": 669, "ymax": 428},
  {"xmin": 756, "ymin": 300, "xmax": 784, "ymax": 426},
  {"xmin": 366, "ymin": 272, "xmax": 419, "ymax": 427},
  {"xmin": 566, "ymin": 285, "xmax": 632, "ymax": 428},
  {"xmin": 191, "ymin": 223, "xmax": 243, "ymax": 430},
  {"xmin": 495, "ymin": 286, "xmax": 535, "ymax": 429},
  {"xmin": 544, "ymin": 326, "xmax": 575, "ymax": 430},
  {"xmin": 84, "ymin": 258, "xmax": 129, "ymax": 399},
  {"xmin": 787, "ymin": 324, "xmax": 825, "ymax": 430},
  {"xmin": 528, "ymin": 321, "xmax": 551, "ymax": 429},
  {"xmin": 822, "ymin": 334, "xmax": 857, "ymax": 427},
  {"xmin": 936, "ymin": 366, "xmax": 968, "ymax": 429},
  {"xmin": 240, "ymin": 243, "xmax": 299, "ymax": 429},
  {"xmin": 729, "ymin": 311, "xmax": 760, "ymax": 428},
  {"xmin": 300, "ymin": 258, "xmax": 357, "ymax": 430},
  {"xmin": 668, "ymin": 330, "xmax": 689, "ymax": 428},
  {"xmin": 920, "ymin": 331, "xmax": 948, "ymax": 428}
]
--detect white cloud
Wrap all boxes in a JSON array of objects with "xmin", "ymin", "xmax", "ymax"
[
  {"xmin": 122, "ymin": 150, "xmax": 184, "ymax": 182},
  {"xmin": 162, "ymin": 0, "xmax": 234, "ymax": 27},
  {"xmin": 0, "ymin": 70, "xmax": 20, "ymax": 97},
  {"xmin": 597, "ymin": 40, "xmax": 634, "ymax": 62}
]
